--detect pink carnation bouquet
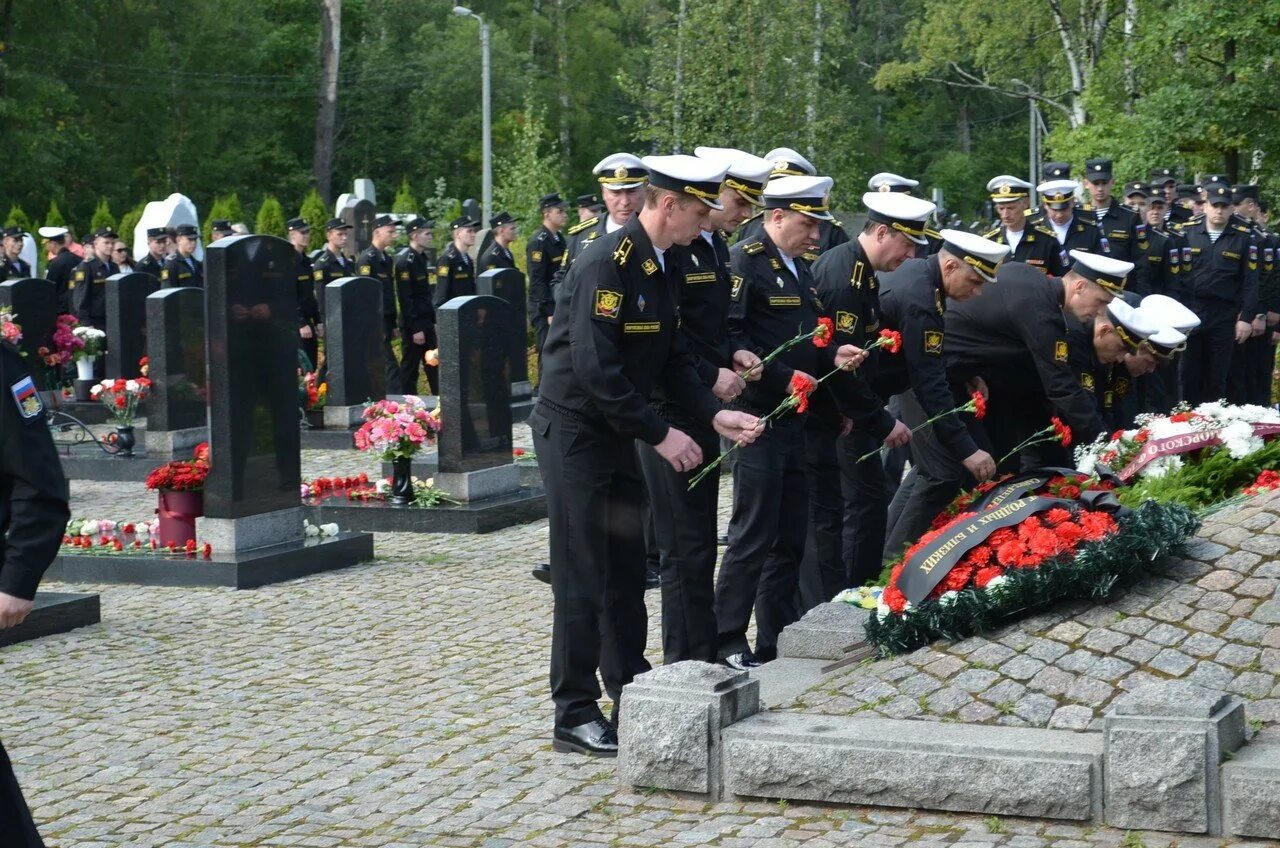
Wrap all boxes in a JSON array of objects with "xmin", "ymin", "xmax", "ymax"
[{"xmin": 353, "ymin": 396, "xmax": 442, "ymax": 461}]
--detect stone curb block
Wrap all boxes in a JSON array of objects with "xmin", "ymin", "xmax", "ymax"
[
  {"xmin": 777, "ymin": 602, "xmax": 872, "ymax": 662},
  {"xmin": 1103, "ymin": 681, "xmax": 1244, "ymax": 834},
  {"xmin": 722, "ymin": 712, "xmax": 1102, "ymax": 820},
  {"xmin": 1222, "ymin": 736, "xmax": 1280, "ymax": 838},
  {"xmin": 618, "ymin": 662, "xmax": 759, "ymax": 799}
]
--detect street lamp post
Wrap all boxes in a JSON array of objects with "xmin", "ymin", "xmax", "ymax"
[{"xmin": 453, "ymin": 5, "xmax": 491, "ymax": 223}]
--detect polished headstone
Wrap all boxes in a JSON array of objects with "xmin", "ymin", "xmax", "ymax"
[
  {"xmin": 105, "ymin": 272, "xmax": 159, "ymax": 379},
  {"xmin": 0, "ymin": 277, "xmax": 57, "ymax": 363},
  {"xmin": 476, "ymin": 268, "xmax": 529, "ymax": 384},
  {"xmin": 437, "ymin": 295, "xmax": 512, "ymax": 473},
  {"xmin": 202, "ymin": 235, "xmax": 301, "ymax": 519},
  {"xmin": 145, "ymin": 287, "xmax": 206, "ymax": 434},
  {"xmin": 325, "ymin": 276, "xmax": 386, "ymax": 406},
  {"xmin": 342, "ymin": 198, "xmax": 377, "ymax": 255}
]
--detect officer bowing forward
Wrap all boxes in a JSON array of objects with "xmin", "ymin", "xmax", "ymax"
[{"xmin": 531, "ymin": 155, "xmax": 764, "ymax": 757}]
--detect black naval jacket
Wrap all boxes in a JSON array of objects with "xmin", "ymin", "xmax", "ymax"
[
  {"xmin": 433, "ymin": 241, "xmax": 475, "ymax": 310},
  {"xmin": 664, "ymin": 230, "xmax": 734, "ymax": 391},
  {"xmin": 1028, "ymin": 211, "xmax": 1107, "ymax": 276},
  {"xmin": 394, "ymin": 246, "xmax": 435, "ymax": 335},
  {"xmin": 1082, "ymin": 203, "xmax": 1148, "ymax": 263},
  {"xmin": 159, "ymin": 252, "xmax": 201, "ymax": 289},
  {"xmin": 728, "ymin": 232, "xmax": 850, "ymax": 418},
  {"xmin": 874, "ymin": 256, "xmax": 980, "ymax": 461},
  {"xmin": 810, "ymin": 238, "xmax": 896, "ymax": 440},
  {"xmin": 736, "ymin": 215, "xmax": 850, "ymax": 258},
  {"xmin": 537, "ymin": 215, "xmax": 719, "ymax": 445},
  {"xmin": 0, "ymin": 340, "xmax": 70, "ymax": 600},
  {"xmin": 45, "ymin": 247, "xmax": 81, "ymax": 313},
  {"xmin": 1176, "ymin": 214, "xmax": 1259, "ymax": 327},
  {"xmin": 356, "ymin": 245, "xmax": 397, "ymax": 335},
  {"xmin": 294, "ymin": 249, "xmax": 320, "ymax": 329},
  {"xmin": 0, "ymin": 257, "xmax": 31, "ymax": 282},
  {"xmin": 311, "ymin": 246, "xmax": 352, "ymax": 322},
  {"xmin": 527, "ymin": 224, "xmax": 567, "ymax": 324},
  {"xmin": 943, "ymin": 262, "xmax": 1107, "ymax": 443},
  {"xmin": 73, "ymin": 257, "xmax": 118, "ymax": 326},
  {"xmin": 134, "ymin": 251, "xmax": 166, "ymax": 280},
  {"xmin": 479, "ymin": 239, "xmax": 517, "ymax": 272},
  {"xmin": 982, "ymin": 223, "xmax": 1059, "ymax": 274}
]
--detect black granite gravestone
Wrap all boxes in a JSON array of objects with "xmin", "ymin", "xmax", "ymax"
[
  {"xmin": 437, "ymin": 295, "xmax": 512, "ymax": 473},
  {"xmin": 105, "ymin": 272, "xmax": 158, "ymax": 379},
  {"xmin": 203, "ymin": 235, "xmax": 301, "ymax": 518},
  {"xmin": 325, "ymin": 276, "xmax": 385, "ymax": 406},
  {"xmin": 476, "ymin": 268, "xmax": 529, "ymax": 384},
  {"xmin": 145, "ymin": 287, "xmax": 206, "ymax": 434},
  {"xmin": 342, "ymin": 199, "xmax": 376, "ymax": 255},
  {"xmin": 0, "ymin": 277, "xmax": 56, "ymax": 364}
]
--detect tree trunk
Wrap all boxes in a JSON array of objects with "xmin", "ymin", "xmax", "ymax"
[
  {"xmin": 956, "ymin": 100, "xmax": 971, "ymax": 154},
  {"xmin": 313, "ymin": 0, "xmax": 342, "ymax": 203},
  {"xmin": 672, "ymin": 0, "xmax": 686, "ymax": 150},
  {"xmin": 806, "ymin": 1, "xmax": 823, "ymax": 160},
  {"xmin": 1122, "ymin": 0, "xmax": 1137, "ymax": 114},
  {"xmin": 1224, "ymin": 38, "xmax": 1238, "ymax": 182},
  {"xmin": 555, "ymin": 0, "xmax": 571, "ymax": 180}
]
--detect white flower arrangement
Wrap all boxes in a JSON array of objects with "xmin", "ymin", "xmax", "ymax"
[{"xmin": 72, "ymin": 326, "xmax": 107, "ymax": 360}]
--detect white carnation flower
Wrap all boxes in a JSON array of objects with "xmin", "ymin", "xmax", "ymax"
[{"xmin": 319, "ymin": 523, "xmax": 339, "ymax": 537}]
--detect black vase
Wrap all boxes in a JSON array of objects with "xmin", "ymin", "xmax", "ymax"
[
  {"xmin": 389, "ymin": 456, "xmax": 413, "ymax": 506},
  {"xmin": 115, "ymin": 425, "xmax": 136, "ymax": 457}
]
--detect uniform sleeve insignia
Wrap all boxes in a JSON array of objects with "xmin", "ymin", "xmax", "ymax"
[
  {"xmin": 158, "ymin": 270, "xmax": 167, "ymax": 282},
  {"xmin": 1183, "ymin": 247, "xmax": 1193, "ymax": 263},
  {"xmin": 437, "ymin": 265, "xmax": 449, "ymax": 277},
  {"xmin": 743, "ymin": 242, "xmax": 765, "ymax": 255},
  {"xmin": 1054, "ymin": 340, "xmax": 1069, "ymax": 362},
  {"xmin": 641, "ymin": 258, "xmax": 658, "ymax": 276},
  {"xmin": 593, "ymin": 289, "xmax": 623, "ymax": 321},
  {"xmin": 359, "ymin": 264, "xmax": 371, "ymax": 275},
  {"xmin": 10, "ymin": 375, "xmax": 42, "ymax": 419},
  {"xmin": 531, "ymin": 251, "xmax": 543, "ymax": 262},
  {"xmin": 730, "ymin": 274, "xmax": 744, "ymax": 301},
  {"xmin": 1168, "ymin": 248, "xmax": 1179, "ymax": 265},
  {"xmin": 1250, "ymin": 245, "xmax": 1258, "ymax": 261},
  {"xmin": 1082, "ymin": 372, "xmax": 1095, "ymax": 390},
  {"xmin": 74, "ymin": 270, "xmax": 85, "ymax": 281},
  {"xmin": 924, "ymin": 330, "xmax": 943, "ymax": 355},
  {"xmin": 613, "ymin": 237, "xmax": 633, "ymax": 266},
  {"xmin": 836, "ymin": 310, "xmax": 857, "ymax": 334}
]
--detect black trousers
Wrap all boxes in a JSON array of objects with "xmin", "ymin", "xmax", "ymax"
[
  {"xmin": 398, "ymin": 327, "xmax": 439, "ymax": 395},
  {"xmin": 839, "ymin": 429, "xmax": 888, "ymax": 588},
  {"xmin": 881, "ymin": 395, "xmax": 909, "ymax": 502},
  {"xmin": 637, "ymin": 409, "xmax": 720, "ymax": 665},
  {"xmin": 884, "ymin": 389, "xmax": 979, "ymax": 562},
  {"xmin": 1182, "ymin": 321, "xmax": 1236, "ymax": 406},
  {"xmin": 0, "ymin": 738, "xmax": 45, "ymax": 847},
  {"xmin": 531, "ymin": 404, "xmax": 649, "ymax": 727},
  {"xmin": 533, "ymin": 319, "xmax": 550, "ymax": 388},
  {"xmin": 714, "ymin": 415, "xmax": 806, "ymax": 662},
  {"xmin": 1248, "ymin": 335, "xmax": 1276, "ymax": 406},
  {"xmin": 799, "ymin": 416, "xmax": 846, "ymax": 610}
]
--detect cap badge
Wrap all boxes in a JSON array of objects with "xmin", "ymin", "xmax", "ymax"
[
  {"xmin": 614, "ymin": 166, "xmax": 627, "ymax": 179},
  {"xmin": 878, "ymin": 183, "xmax": 891, "ymax": 193}
]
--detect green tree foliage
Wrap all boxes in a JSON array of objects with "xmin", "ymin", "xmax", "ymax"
[
  {"xmin": 494, "ymin": 99, "xmax": 563, "ymax": 229},
  {"xmin": 3, "ymin": 0, "xmax": 1280, "ymax": 227},
  {"xmin": 118, "ymin": 202, "xmax": 147, "ymax": 248},
  {"xmin": 89, "ymin": 199, "xmax": 115, "ymax": 234},
  {"xmin": 255, "ymin": 195, "xmax": 287, "ymax": 237},
  {"xmin": 44, "ymin": 202, "xmax": 67, "ymax": 229},
  {"xmin": 391, "ymin": 178, "xmax": 419, "ymax": 215},
  {"xmin": 4, "ymin": 206, "xmax": 32, "ymax": 231},
  {"xmin": 299, "ymin": 189, "xmax": 329, "ymax": 251}
]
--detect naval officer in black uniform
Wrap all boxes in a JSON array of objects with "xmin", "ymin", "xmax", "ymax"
[
  {"xmin": 982, "ymin": 176, "xmax": 1058, "ymax": 273},
  {"xmin": 531, "ymin": 155, "xmax": 765, "ymax": 757}
]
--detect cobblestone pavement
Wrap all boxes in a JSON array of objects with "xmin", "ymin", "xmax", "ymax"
[
  {"xmin": 785, "ymin": 493, "xmax": 1280, "ymax": 737},
  {"xmin": 3, "ymin": 431, "xmax": 1276, "ymax": 846}
]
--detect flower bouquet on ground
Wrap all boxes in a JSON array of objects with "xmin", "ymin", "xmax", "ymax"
[
  {"xmin": 345, "ymin": 475, "xmax": 460, "ymax": 508},
  {"xmin": 299, "ymin": 369, "xmax": 327, "ymax": 412},
  {"xmin": 145, "ymin": 443, "xmax": 210, "ymax": 547},
  {"xmin": 354, "ymin": 397, "xmax": 443, "ymax": 505},
  {"xmin": 91, "ymin": 376, "xmax": 151, "ymax": 426},
  {"xmin": 0, "ymin": 309, "xmax": 21, "ymax": 346},
  {"xmin": 62, "ymin": 517, "xmax": 212, "ymax": 559},
  {"xmin": 1074, "ymin": 401, "xmax": 1280, "ymax": 511}
]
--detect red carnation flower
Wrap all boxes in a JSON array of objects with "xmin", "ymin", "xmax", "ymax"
[
  {"xmin": 812, "ymin": 316, "xmax": 834, "ymax": 348},
  {"xmin": 878, "ymin": 328, "xmax": 903, "ymax": 354},
  {"xmin": 971, "ymin": 391, "xmax": 986, "ymax": 420},
  {"xmin": 974, "ymin": 565, "xmax": 1005, "ymax": 587},
  {"xmin": 1051, "ymin": 416, "xmax": 1072, "ymax": 447}
]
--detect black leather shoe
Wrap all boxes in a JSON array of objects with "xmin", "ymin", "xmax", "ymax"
[
  {"xmin": 553, "ymin": 718, "xmax": 618, "ymax": 757},
  {"xmin": 531, "ymin": 563, "xmax": 551, "ymax": 585},
  {"xmin": 719, "ymin": 651, "xmax": 760, "ymax": 671},
  {"xmin": 645, "ymin": 564, "xmax": 661, "ymax": 590}
]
